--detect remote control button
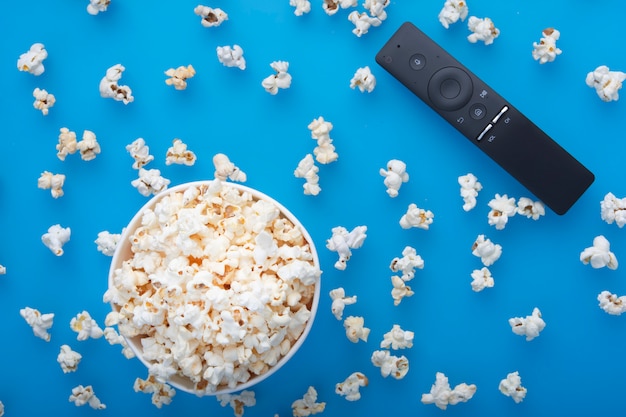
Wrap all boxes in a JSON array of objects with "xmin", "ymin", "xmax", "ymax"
[
  {"xmin": 469, "ymin": 103, "xmax": 487, "ymax": 120},
  {"xmin": 492, "ymin": 105, "xmax": 509, "ymax": 124},
  {"xmin": 409, "ymin": 54, "xmax": 426, "ymax": 70},
  {"xmin": 428, "ymin": 67, "xmax": 473, "ymax": 111},
  {"xmin": 476, "ymin": 123, "xmax": 493, "ymax": 141}
]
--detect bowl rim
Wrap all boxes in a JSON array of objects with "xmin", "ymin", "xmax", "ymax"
[{"xmin": 108, "ymin": 180, "xmax": 321, "ymax": 395}]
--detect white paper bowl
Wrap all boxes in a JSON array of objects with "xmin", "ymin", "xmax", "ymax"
[{"xmin": 107, "ymin": 180, "xmax": 321, "ymax": 395}]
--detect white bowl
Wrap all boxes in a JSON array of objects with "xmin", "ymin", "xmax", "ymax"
[{"xmin": 107, "ymin": 180, "xmax": 321, "ymax": 395}]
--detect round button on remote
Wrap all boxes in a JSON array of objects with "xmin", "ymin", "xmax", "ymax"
[
  {"xmin": 427, "ymin": 66, "xmax": 473, "ymax": 111},
  {"xmin": 409, "ymin": 54, "xmax": 426, "ymax": 70}
]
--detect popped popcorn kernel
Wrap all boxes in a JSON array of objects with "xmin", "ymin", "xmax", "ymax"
[
  {"xmin": 57, "ymin": 345, "xmax": 82, "ymax": 373},
  {"xmin": 32, "ymin": 87, "xmax": 55, "ymax": 115},
  {"xmin": 17, "ymin": 43, "xmax": 47, "ymax": 76},
  {"xmin": 87, "ymin": 0, "xmax": 110, "ymax": 15},
  {"xmin": 323, "ymin": 0, "xmax": 357, "ymax": 16},
  {"xmin": 439, "ymin": 0, "xmax": 468, "ymax": 29},
  {"xmin": 77, "ymin": 130, "xmax": 101, "ymax": 161},
  {"xmin": 166, "ymin": 138, "xmax": 197, "ymax": 166},
  {"xmin": 391, "ymin": 275, "xmax": 414, "ymax": 306},
  {"xmin": 294, "ymin": 154, "xmax": 321, "ymax": 196},
  {"xmin": 350, "ymin": 66, "xmax": 376, "ymax": 93},
  {"xmin": 598, "ymin": 290, "xmax": 626, "ymax": 316},
  {"xmin": 57, "ymin": 127, "xmax": 78, "ymax": 161},
  {"xmin": 217, "ymin": 390, "xmax": 256, "ymax": 417},
  {"xmin": 308, "ymin": 116, "xmax": 338, "ymax": 164},
  {"xmin": 343, "ymin": 315, "xmax": 370, "ymax": 343},
  {"xmin": 292, "ymin": 386, "xmax": 326, "ymax": 416},
  {"xmin": 104, "ymin": 327, "xmax": 135, "ymax": 358},
  {"xmin": 290, "ymin": 0, "xmax": 311, "ymax": 16},
  {"xmin": 42, "ymin": 224, "xmax": 71, "ymax": 256},
  {"xmin": 213, "ymin": 153, "xmax": 247, "ymax": 182},
  {"xmin": 532, "ymin": 28, "xmax": 562, "ymax": 64},
  {"xmin": 336, "ymin": 372, "xmax": 368, "ymax": 401},
  {"xmin": 261, "ymin": 61, "xmax": 292, "ymax": 95},
  {"xmin": 516, "ymin": 197, "xmax": 545, "ymax": 220},
  {"xmin": 380, "ymin": 324, "xmax": 414, "ymax": 350},
  {"xmin": 499, "ymin": 371, "xmax": 527, "ymax": 403},
  {"xmin": 126, "ymin": 137, "xmax": 154, "ymax": 169},
  {"xmin": 0, "ymin": 265, "xmax": 5, "ymax": 275},
  {"xmin": 95, "ymin": 231, "xmax": 121, "ymax": 256},
  {"xmin": 467, "ymin": 16, "xmax": 500, "ymax": 45},
  {"xmin": 458, "ymin": 173, "xmax": 482, "ymax": 211},
  {"xmin": 217, "ymin": 45, "xmax": 246, "ymax": 70},
  {"xmin": 580, "ymin": 235, "xmax": 618, "ymax": 270},
  {"xmin": 134, "ymin": 375, "xmax": 176, "ymax": 408},
  {"xmin": 131, "ymin": 168, "xmax": 170, "ymax": 196},
  {"xmin": 389, "ymin": 246, "xmax": 424, "ymax": 281},
  {"xmin": 421, "ymin": 372, "xmax": 477, "ymax": 410},
  {"xmin": 326, "ymin": 225, "xmax": 367, "ymax": 270},
  {"xmin": 194, "ymin": 5, "xmax": 228, "ymax": 27},
  {"xmin": 99, "ymin": 64, "xmax": 134, "ymax": 104},
  {"xmin": 487, "ymin": 193, "xmax": 516, "ymax": 230},
  {"xmin": 329, "ymin": 287, "xmax": 357, "ymax": 320},
  {"xmin": 348, "ymin": 11, "xmax": 381, "ymax": 37},
  {"xmin": 470, "ymin": 267, "xmax": 494, "ymax": 292},
  {"xmin": 364, "ymin": 0, "xmax": 390, "ymax": 20},
  {"xmin": 399, "ymin": 203, "xmax": 434, "ymax": 230},
  {"xmin": 165, "ymin": 65, "xmax": 196, "ymax": 90},
  {"xmin": 70, "ymin": 310, "xmax": 104, "ymax": 341},
  {"xmin": 509, "ymin": 307, "xmax": 545, "ymax": 341},
  {"xmin": 37, "ymin": 171, "xmax": 65, "ymax": 198},
  {"xmin": 371, "ymin": 349, "xmax": 409, "ymax": 379},
  {"xmin": 601, "ymin": 192, "xmax": 626, "ymax": 227},
  {"xmin": 586, "ymin": 65, "xmax": 626, "ymax": 102},
  {"xmin": 20, "ymin": 306, "xmax": 54, "ymax": 341},
  {"xmin": 69, "ymin": 385, "xmax": 106, "ymax": 409},
  {"xmin": 379, "ymin": 159, "xmax": 408, "ymax": 198},
  {"xmin": 472, "ymin": 234, "xmax": 502, "ymax": 266}
]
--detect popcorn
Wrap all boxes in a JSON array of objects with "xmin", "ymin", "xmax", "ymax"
[
  {"xmin": 57, "ymin": 345, "xmax": 82, "ymax": 373},
  {"xmin": 308, "ymin": 116, "xmax": 338, "ymax": 164},
  {"xmin": 509, "ymin": 307, "xmax": 545, "ymax": 341},
  {"xmin": 166, "ymin": 138, "xmax": 197, "ymax": 166},
  {"xmin": 42, "ymin": 224, "xmax": 71, "ymax": 256},
  {"xmin": 134, "ymin": 375, "xmax": 176, "ymax": 408},
  {"xmin": 336, "ymin": 372, "xmax": 368, "ymax": 401},
  {"xmin": 370, "ymin": 350, "xmax": 409, "ymax": 379},
  {"xmin": 217, "ymin": 390, "xmax": 256, "ymax": 417},
  {"xmin": 32, "ymin": 87, "xmax": 55, "ymax": 115},
  {"xmin": 87, "ymin": 0, "xmax": 110, "ymax": 15},
  {"xmin": 37, "ymin": 171, "xmax": 65, "ymax": 198},
  {"xmin": 56, "ymin": 127, "xmax": 78, "ymax": 161},
  {"xmin": 95, "ymin": 231, "xmax": 121, "ymax": 256},
  {"xmin": 499, "ymin": 371, "xmax": 527, "ymax": 403},
  {"xmin": 586, "ymin": 65, "xmax": 626, "ymax": 102},
  {"xmin": 343, "ymin": 315, "xmax": 370, "ymax": 343},
  {"xmin": 458, "ymin": 173, "xmax": 482, "ymax": 211},
  {"xmin": 100, "ymin": 64, "xmax": 134, "ymax": 104},
  {"xmin": 580, "ymin": 235, "xmax": 618, "ymax": 270},
  {"xmin": 104, "ymin": 327, "xmax": 135, "ymax": 358},
  {"xmin": 391, "ymin": 275, "xmax": 414, "ymax": 306},
  {"xmin": 213, "ymin": 153, "xmax": 247, "ymax": 182},
  {"xmin": 77, "ymin": 130, "xmax": 101, "ymax": 161},
  {"xmin": 0, "ymin": 265, "xmax": 5, "ymax": 275},
  {"xmin": 487, "ymin": 193, "xmax": 516, "ymax": 230},
  {"xmin": 601, "ymin": 192, "xmax": 626, "ymax": 227},
  {"xmin": 69, "ymin": 385, "xmax": 106, "ymax": 410},
  {"xmin": 70, "ymin": 310, "xmax": 104, "ymax": 341},
  {"xmin": 399, "ymin": 203, "xmax": 434, "ymax": 230},
  {"xmin": 20, "ymin": 307, "xmax": 54, "ymax": 341},
  {"xmin": 194, "ymin": 5, "xmax": 228, "ymax": 27},
  {"xmin": 472, "ymin": 234, "xmax": 502, "ymax": 266},
  {"xmin": 348, "ymin": 11, "xmax": 382, "ymax": 37},
  {"xmin": 217, "ymin": 45, "xmax": 246, "ymax": 70},
  {"xmin": 0, "ymin": 401, "xmax": 4, "ymax": 416},
  {"xmin": 294, "ymin": 154, "xmax": 321, "ymax": 196},
  {"xmin": 363, "ymin": 0, "xmax": 390, "ymax": 20},
  {"xmin": 470, "ymin": 267, "xmax": 494, "ymax": 292},
  {"xmin": 598, "ymin": 290, "xmax": 626, "ymax": 316},
  {"xmin": 380, "ymin": 324, "xmax": 414, "ymax": 350},
  {"xmin": 439, "ymin": 0, "xmax": 468, "ymax": 29},
  {"xmin": 350, "ymin": 66, "xmax": 376, "ymax": 93},
  {"xmin": 126, "ymin": 137, "xmax": 154, "ymax": 169},
  {"xmin": 329, "ymin": 287, "xmax": 357, "ymax": 320},
  {"xmin": 292, "ymin": 386, "xmax": 326, "ymax": 416},
  {"xmin": 131, "ymin": 168, "xmax": 170, "ymax": 196},
  {"xmin": 467, "ymin": 16, "xmax": 500, "ymax": 45},
  {"xmin": 290, "ymin": 0, "xmax": 311, "ymax": 16},
  {"xmin": 326, "ymin": 225, "xmax": 367, "ymax": 270},
  {"xmin": 261, "ymin": 61, "xmax": 292, "ymax": 95},
  {"xmin": 322, "ymin": 0, "xmax": 357, "ymax": 16},
  {"xmin": 532, "ymin": 28, "xmax": 562, "ymax": 64},
  {"xmin": 17, "ymin": 43, "xmax": 47, "ymax": 76},
  {"xmin": 389, "ymin": 246, "xmax": 424, "ymax": 281},
  {"xmin": 164, "ymin": 65, "xmax": 196, "ymax": 90},
  {"xmin": 421, "ymin": 372, "xmax": 477, "ymax": 410},
  {"xmin": 379, "ymin": 159, "xmax": 408, "ymax": 198},
  {"xmin": 516, "ymin": 197, "xmax": 545, "ymax": 220}
]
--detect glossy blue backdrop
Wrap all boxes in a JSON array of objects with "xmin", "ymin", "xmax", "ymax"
[{"xmin": 1, "ymin": 1, "xmax": 625, "ymax": 416}]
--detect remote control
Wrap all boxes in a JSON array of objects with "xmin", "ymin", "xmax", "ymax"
[{"xmin": 375, "ymin": 22, "xmax": 594, "ymax": 215}]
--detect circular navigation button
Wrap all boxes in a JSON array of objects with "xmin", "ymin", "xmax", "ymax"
[
  {"xmin": 469, "ymin": 103, "xmax": 487, "ymax": 120},
  {"xmin": 409, "ymin": 54, "xmax": 426, "ymax": 70},
  {"xmin": 427, "ymin": 67, "xmax": 473, "ymax": 111}
]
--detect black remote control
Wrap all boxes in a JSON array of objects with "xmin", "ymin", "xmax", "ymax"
[{"xmin": 375, "ymin": 22, "xmax": 594, "ymax": 215}]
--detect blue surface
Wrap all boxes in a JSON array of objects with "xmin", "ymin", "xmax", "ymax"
[{"xmin": 1, "ymin": 1, "xmax": 626, "ymax": 416}]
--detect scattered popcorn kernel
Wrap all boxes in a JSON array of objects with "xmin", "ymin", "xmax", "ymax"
[
  {"xmin": 348, "ymin": 11, "xmax": 381, "ymax": 37},
  {"xmin": 380, "ymin": 324, "xmax": 414, "ymax": 350},
  {"xmin": 326, "ymin": 225, "xmax": 367, "ymax": 270},
  {"xmin": 580, "ymin": 235, "xmax": 618, "ymax": 270},
  {"xmin": 57, "ymin": 344, "xmax": 82, "ymax": 373},
  {"xmin": 126, "ymin": 137, "xmax": 154, "ymax": 169},
  {"xmin": 470, "ymin": 267, "xmax": 494, "ymax": 292},
  {"xmin": 329, "ymin": 288, "xmax": 357, "ymax": 320},
  {"xmin": 516, "ymin": 197, "xmax": 545, "ymax": 220},
  {"xmin": 350, "ymin": 66, "xmax": 376, "ymax": 93},
  {"xmin": 499, "ymin": 371, "xmax": 527, "ymax": 403},
  {"xmin": 371, "ymin": 350, "xmax": 409, "ymax": 379},
  {"xmin": 17, "ymin": 43, "xmax": 47, "ymax": 76},
  {"xmin": 290, "ymin": 0, "xmax": 311, "ymax": 16},
  {"xmin": 69, "ymin": 385, "xmax": 106, "ymax": 410},
  {"xmin": 104, "ymin": 327, "xmax": 135, "ymax": 358},
  {"xmin": 42, "ymin": 224, "xmax": 71, "ymax": 256},
  {"xmin": 217, "ymin": 390, "xmax": 256, "ymax": 417},
  {"xmin": 439, "ymin": 0, "xmax": 468, "ymax": 29},
  {"xmin": 336, "ymin": 372, "xmax": 368, "ymax": 401},
  {"xmin": 217, "ymin": 45, "xmax": 246, "ymax": 70},
  {"xmin": 32, "ymin": 87, "xmax": 55, "ymax": 115},
  {"xmin": 323, "ymin": 0, "xmax": 357, "ymax": 16},
  {"xmin": 99, "ymin": 64, "xmax": 134, "ymax": 104},
  {"xmin": 343, "ymin": 315, "xmax": 370, "ymax": 343},
  {"xmin": 399, "ymin": 203, "xmax": 434, "ymax": 230},
  {"xmin": 601, "ymin": 192, "xmax": 626, "ymax": 227},
  {"xmin": 262, "ymin": 61, "xmax": 292, "ymax": 95},
  {"xmin": 294, "ymin": 154, "xmax": 321, "ymax": 196},
  {"xmin": 95, "ymin": 231, "xmax": 121, "ymax": 256},
  {"xmin": 70, "ymin": 310, "xmax": 104, "ymax": 341},
  {"xmin": 194, "ymin": 5, "xmax": 228, "ymax": 27},
  {"xmin": 467, "ymin": 16, "xmax": 500, "ymax": 45},
  {"xmin": 165, "ymin": 65, "xmax": 196, "ymax": 90},
  {"xmin": 532, "ymin": 28, "xmax": 562, "ymax": 64},
  {"xmin": 586, "ymin": 65, "xmax": 626, "ymax": 102},
  {"xmin": 389, "ymin": 246, "xmax": 424, "ymax": 281},
  {"xmin": 213, "ymin": 153, "xmax": 247, "ymax": 182},
  {"xmin": 38, "ymin": 171, "xmax": 65, "ymax": 198},
  {"xmin": 134, "ymin": 375, "xmax": 176, "ymax": 408},
  {"xmin": 87, "ymin": 0, "xmax": 110, "ymax": 15},
  {"xmin": 364, "ymin": 0, "xmax": 390, "ymax": 20},
  {"xmin": 0, "ymin": 265, "xmax": 5, "ymax": 275},
  {"xmin": 379, "ymin": 159, "xmax": 408, "ymax": 197},
  {"xmin": 131, "ymin": 168, "xmax": 170, "ymax": 196},
  {"xmin": 509, "ymin": 307, "xmax": 545, "ymax": 341},
  {"xmin": 598, "ymin": 290, "xmax": 626, "ymax": 316},
  {"xmin": 391, "ymin": 275, "xmax": 414, "ymax": 306},
  {"xmin": 458, "ymin": 173, "xmax": 482, "ymax": 211},
  {"xmin": 487, "ymin": 193, "xmax": 516, "ymax": 230},
  {"xmin": 421, "ymin": 372, "xmax": 477, "ymax": 410},
  {"xmin": 0, "ymin": 401, "xmax": 4, "ymax": 416},
  {"xmin": 472, "ymin": 234, "xmax": 502, "ymax": 266},
  {"xmin": 308, "ymin": 116, "xmax": 338, "ymax": 164},
  {"xmin": 20, "ymin": 306, "xmax": 54, "ymax": 341},
  {"xmin": 57, "ymin": 127, "xmax": 78, "ymax": 161},
  {"xmin": 166, "ymin": 138, "xmax": 197, "ymax": 166},
  {"xmin": 77, "ymin": 130, "xmax": 101, "ymax": 161},
  {"xmin": 292, "ymin": 386, "xmax": 326, "ymax": 416}
]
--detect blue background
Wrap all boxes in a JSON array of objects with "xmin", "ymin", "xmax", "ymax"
[{"xmin": 1, "ymin": 1, "xmax": 626, "ymax": 416}]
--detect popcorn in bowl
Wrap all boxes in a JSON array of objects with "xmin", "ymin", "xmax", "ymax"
[{"xmin": 104, "ymin": 179, "xmax": 322, "ymax": 396}]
